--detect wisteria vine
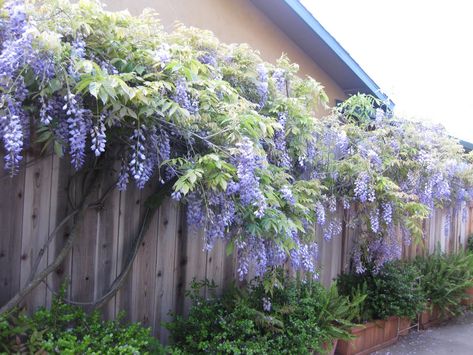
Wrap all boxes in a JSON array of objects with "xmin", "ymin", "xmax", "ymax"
[{"xmin": 1, "ymin": 0, "xmax": 473, "ymax": 282}]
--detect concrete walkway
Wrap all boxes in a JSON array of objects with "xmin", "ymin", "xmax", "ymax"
[{"xmin": 373, "ymin": 312, "xmax": 473, "ymax": 355}]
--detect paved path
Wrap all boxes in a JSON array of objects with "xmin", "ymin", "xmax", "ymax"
[{"xmin": 373, "ymin": 312, "xmax": 473, "ymax": 355}]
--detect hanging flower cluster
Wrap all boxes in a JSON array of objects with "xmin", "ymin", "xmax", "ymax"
[{"xmin": 1, "ymin": 0, "xmax": 472, "ymax": 280}]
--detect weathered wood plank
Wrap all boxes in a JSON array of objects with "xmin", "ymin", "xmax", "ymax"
[
  {"xmin": 70, "ymin": 177, "xmax": 100, "ymax": 308},
  {"xmin": 93, "ymin": 164, "xmax": 121, "ymax": 319},
  {"xmin": 153, "ymin": 199, "xmax": 181, "ymax": 343},
  {"xmin": 0, "ymin": 158, "xmax": 26, "ymax": 307},
  {"xmin": 206, "ymin": 238, "xmax": 226, "ymax": 296},
  {"xmin": 20, "ymin": 154, "xmax": 53, "ymax": 312},
  {"xmin": 114, "ymin": 186, "xmax": 142, "ymax": 320},
  {"xmin": 129, "ymin": 182, "xmax": 159, "ymax": 327},
  {"xmin": 177, "ymin": 209, "xmax": 207, "ymax": 316},
  {"xmin": 47, "ymin": 158, "xmax": 74, "ymax": 304}
]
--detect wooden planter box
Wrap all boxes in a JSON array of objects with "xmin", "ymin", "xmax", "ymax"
[
  {"xmin": 335, "ymin": 316, "xmax": 399, "ymax": 355},
  {"xmin": 318, "ymin": 339, "xmax": 338, "ymax": 355},
  {"xmin": 419, "ymin": 305, "xmax": 450, "ymax": 329},
  {"xmin": 461, "ymin": 287, "xmax": 473, "ymax": 306},
  {"xmin": 398, "ymin": 317, "xmax": 411, "ymax": 336}
]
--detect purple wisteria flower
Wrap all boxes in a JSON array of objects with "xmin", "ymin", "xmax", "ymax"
[
  {"xmin": 90, "ymin": 111, "xmax": 107, "ymax": 156},
  {"xmin": 154, "ymin": 44, "xmax": 171, "ymax": 67},
  {"xmin": 354, "ymin": 172, "xmax": 375, "ymax": 203},
  {"xmin": 128, "ymin": 127, "xmax": 149, "ymax": 188},
  {"xmin": 203, "ymin": 192, "xmax": 236, "ymax": 250},
  {"xmin": 272, "ymin": 112, "xmax": 292, "ymax": 169},
  {"xmin": 235, "ymin": 137, "xmax": 267, "ymax": 217},
  {"xmin": 2, "ymin": 103, "xmax": 23, "ymax": 175},
  {"xmin": 272, "ymin": 68, "xmax": 285, "ymax": 94},
  {"xmin": 187, "ymin": 192, "xmax": 204, "ymax": 228},
  {"xmin": 381, "ymin": 202, "xmax": 393, "ymax": 225},
  {"xmin": 63, "ymin": 93, "xmax": 91, "ymax": 170},
  {"xmin": 172, "ymin": 77, "xmax": 199, "ymax": 114},
  {"xmin": 369, "ymin": 209, "xmax": 380, "ymax": 233},
  {"xmin": 352, "ymin": 246, "xmax": 366, "ymax": 274},
  {"xmin": 262, "ymin": 297, "xmax": 272, "ymax": 312},
  {"xmin": 117, "ymin": 159, "xmax": 130, "ymax": 191},
  {"xmin": 280, "ymin": 185, "xmax": 295, "ymax": 206},
  {"xmin": 328, "ymin": 195, "xmax": 337, "ymax": 212},
  {"xmin": 315, "ymin": 201, "xmax": 325, "ymax": 226},
  {"xmin": 323, "ymin": 219, "xmax": 342, "ymax": 241},
  {"xmin": 198, "ymin": 51, "xmax": 217, "ymax": 67},
  {"xmin": 342, "ymin": 197, "xmax": 351, "ymax": 210},
  {"xmin": 368, "ymin": 233, "xmax": 401, "ymax": 273}
]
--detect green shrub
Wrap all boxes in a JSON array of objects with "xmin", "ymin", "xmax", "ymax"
[
  {"xmin": 166, "ymin": 277, "xmax": 364, "ymax": 354},
  {"xmin": 0, "ymin": 294, "xmax": 164, "ymax": 354},
  {"xmin": 166, "ymin": 280, "xmax": 273, "ymax": 354},
  {"xmin": 414, "ymin": 251, "xmax": 473, "ymax": 315},
  {"xmin": 247, "ymin": 276, "xmax": 364, "ymax": 354},
  {"xmin": 337, "ymin": 260, "xmax": 425, "ymax": 322}
]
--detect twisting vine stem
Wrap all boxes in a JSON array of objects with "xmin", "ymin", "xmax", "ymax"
[{"xmin": 0, "ymin": 161, "xmax": 108, "ymax": 315}]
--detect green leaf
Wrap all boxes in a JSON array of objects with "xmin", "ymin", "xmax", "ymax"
[
  {"xmin": 54, "ymin": 141, "xmax": 64, "ymax": 157},
  {"xmin": 89, "ymin": 82, "xmax": 101, "ymax": 99}
]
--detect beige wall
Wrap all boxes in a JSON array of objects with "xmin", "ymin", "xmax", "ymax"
[{"xmin": 105, "ymin": 0, "xmax": 347, "ymax": 106}]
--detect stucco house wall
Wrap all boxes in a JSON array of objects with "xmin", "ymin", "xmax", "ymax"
[{"xmin": 105, "ymin": 0, "xmax": 348, "ymax": 107}]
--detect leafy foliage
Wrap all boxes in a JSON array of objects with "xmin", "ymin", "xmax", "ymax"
[
  {"xmin": 414, "ymin": 251, "xmax": 473, "ymax": 316},
  {"xmin": 337, "ymin": 260, "xmax": 425, "ymax": 322},
  {"xmin": 0, "ymin": 292, "xmax": 164, "ymax": 354},
  {"xmin": 166, "ymin": 277, "xmax": 364, "ymax": 355}
]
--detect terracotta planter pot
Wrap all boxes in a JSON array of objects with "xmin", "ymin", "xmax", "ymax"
[
  {"xmin": 398, "ymin": 317, "xmax": 411, "ymax": 336},
  {"xmin": 335, "ymin": 316, "xmax": 399, "ymax": 355},
  {"xmin": 461, "ymin": 287, "xmax": 473, "ymax": 306},
  {"xmin": 419, "ymin": 304, "xmax": 450, "ymax": 329}
]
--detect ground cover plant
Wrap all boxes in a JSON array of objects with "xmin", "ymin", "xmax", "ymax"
[{"xmin": 1, "ymin": 0, "xmax": 473, "ymax": 315}]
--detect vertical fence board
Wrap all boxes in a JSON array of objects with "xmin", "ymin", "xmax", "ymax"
[
  {"xmin": 153, "ymin": 199, "xmax": 180, "ymax": 343},
  {"xmin": 93, "ymin": 166, "xmax": 121, "ymax": 319},
  {"xmin": 20, "ymin": 155, "xmax": 54, "ymax": 312},
  {"xmin": 70, "ymin": 182, "xmax": 100, "ymax": 307},
  {"xmin": 180, "ymin": 225, "xmax": 207, "ymax": 316},
  {"xmin": 47, "ymin": 159, "xmax": 74, "ymax": 304},
  {"xmin": 0, "ymin": 160, "xmax": 25, "ymax": 306},
  {"xmin": 130, "ymin": 182, "xmax": 159, "ymax": 327},
  {"xmin": 206, "ymin": 238, "xmax": 226, "ymax": 296},
  {"xmin": 115, "ymin": 187, "xmax": 142, "ymax": 320}
]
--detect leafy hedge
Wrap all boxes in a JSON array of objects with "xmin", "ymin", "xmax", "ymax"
[
  {"xmin": 0, "ymin": 294, "xmax": 164, "ymax": 354},
  {"xmin": 166, "ymin": 278, "xmax": 363, "ymax": 355},
  {"xmin": 337, "ymin": 261, "xmax": 425, "ymax": 322}
]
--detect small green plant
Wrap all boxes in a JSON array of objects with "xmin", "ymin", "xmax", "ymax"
[
  {"xmin": 337, "ymin": 260, "xmax": 425, "ymax": 322},
  {"xmin": 0, "ymin": 290, "xmax": 164, "ymax": 354},
  {"xmin": 414, "ymin": 251, "xmax": 473, "ymax": 316}
]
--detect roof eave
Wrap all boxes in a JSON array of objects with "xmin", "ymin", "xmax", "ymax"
[{"xmin": 251, "ymin": 0, "xmax": 395, "ymax": 111}]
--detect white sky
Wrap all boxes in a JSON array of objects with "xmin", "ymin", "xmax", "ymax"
[{"xmin": 301, "ymin": 0, "xmax": 473, "ymax": 143}]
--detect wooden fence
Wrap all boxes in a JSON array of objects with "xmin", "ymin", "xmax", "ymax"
[{"xmin": 1, "ymin": 153, "xmax": 472, "ymax": 342}]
